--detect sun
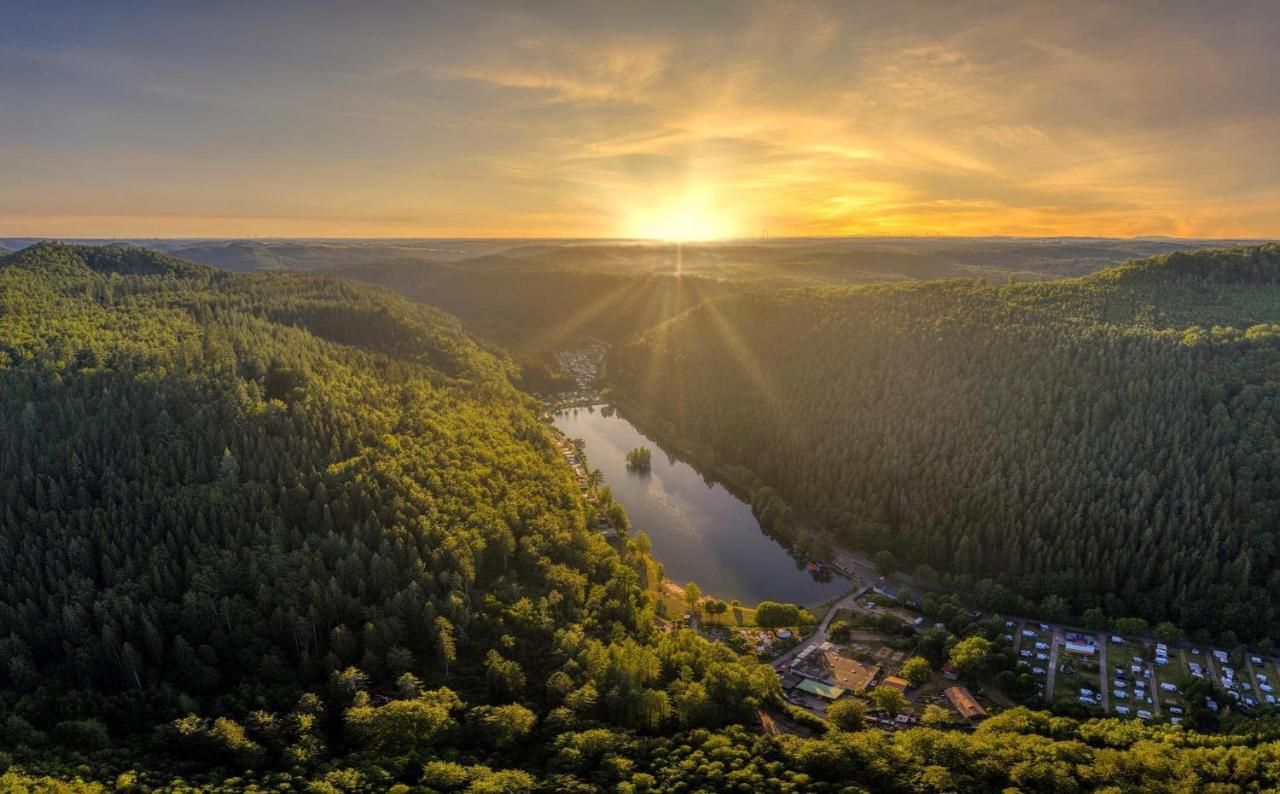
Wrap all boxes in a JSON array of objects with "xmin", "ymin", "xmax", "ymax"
[{"xmin": 624, "ymin": 193, "xmax": 739, "ymax": 241}]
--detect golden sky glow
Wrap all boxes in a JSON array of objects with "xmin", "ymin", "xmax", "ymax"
[{"xmin": 4, "ymin": 1, "xmax": 1280, "ymax": 239}]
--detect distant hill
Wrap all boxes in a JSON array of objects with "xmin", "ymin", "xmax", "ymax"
[
  {"xmin": 612, "ymin": 245, "xmax": 1280, "ymax": 642},
  {"xmin": 160, "ymin": 239, "xmax": 453, "ymax": 271},
  {"xmin": 329, "ymin": 258, "xmax": 739, "ymax": 351},
  {"xmin": 321, "ymin": 238, "xmax": 1255, "ymax": 353},
  {"xmin": 1007, "ymin": 242, "xmax": 1280, "ymax": 328}
]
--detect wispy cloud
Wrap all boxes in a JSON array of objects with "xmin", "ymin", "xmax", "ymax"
[{"xmin": 2, "ymin": 0, "xmax": 1280, "ymax": 237}]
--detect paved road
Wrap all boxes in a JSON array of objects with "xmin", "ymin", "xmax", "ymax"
[
  {"xmin": 772, "ymin": 585, "xmax": 867, "ymax": 670},
  {"xmin": 1097, "ymin": 640, "xmax": 1110, "ymax": 711}
]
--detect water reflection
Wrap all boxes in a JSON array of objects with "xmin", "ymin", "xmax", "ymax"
[{"xmin": 553, "ymin": 406, "xmax": 846, "ymax": 605}]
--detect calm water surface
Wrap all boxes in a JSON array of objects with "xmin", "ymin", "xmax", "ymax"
[{"xmin": 553, "ymin": 406, "xmax": 847, "ymax": 606}]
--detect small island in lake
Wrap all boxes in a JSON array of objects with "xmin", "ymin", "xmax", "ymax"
[{"xmin": 625, "ymin": 445, "xmax": 652, "ymax": 472}]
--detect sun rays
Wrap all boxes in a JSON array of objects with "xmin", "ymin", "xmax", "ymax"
[{"xmin": 623, "ymin": 188, "xmax": 741, "ymax": 242}]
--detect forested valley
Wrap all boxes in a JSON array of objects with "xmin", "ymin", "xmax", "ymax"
[
  {"xmin": 612, "ymin": 245, "xmax": 1280, "ymax": 645},
  {"xmin": 325, "ymin": 261, "xmax": 737, "ymax": 354},
  {"xmin": 8, "ymin": 243, "xmax": 1280, "ymax": 791},
  {"xmin": 91, "ymin": 236, "xmax": 1223, "ymax": 356}
]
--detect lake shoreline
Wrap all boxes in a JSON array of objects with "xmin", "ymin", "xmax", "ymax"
[{"xmin": 553, "ymin": 398, "xmax": 846, "ymax": 607}]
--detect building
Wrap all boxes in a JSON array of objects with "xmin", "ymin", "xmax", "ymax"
[
  {"xmin": 940, "ymin": 664, "xmax": 960, "ymax": 681},
  {"xmin": 944, "ymin": 686, "xmax": 989, "ymax": 721},
  {"xmin": 792, "ymin": 646, "xmax": 881, "ymax": 692},
  {"xmin": 880, "ymin": 675, "xmax": 910, "ymax": 692},
  {"xmin": 1064, "ymin": 641, "xmax": 1096, "ymax": 656},
  {"xmin": 873, "ymin": 578, "xmax": 901, "ymax": 599},
  {"xmin": 796, "ymin": 678, "xmax": 846, "ymax": 701}
]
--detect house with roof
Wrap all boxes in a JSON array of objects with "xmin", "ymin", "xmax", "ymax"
[
  {"xmin": 879, "ymin": 675, "xmax": 910, "ymax": 692},
  {"xmin": 796, "ymin": 678, "xmax": 846, "ymax": 701},
  {"xmin": 944, "ymin": 686, "xmax": 988, "ymax": 721}
]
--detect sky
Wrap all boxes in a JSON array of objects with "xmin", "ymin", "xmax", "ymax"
[{"xmin": 3, "ymin": 0, "xmax": 1280, "ymax": 239}]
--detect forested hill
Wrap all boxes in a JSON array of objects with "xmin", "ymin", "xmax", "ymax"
[
  {"xmin": 0, "ymin": 240, "xmax": 624, "ymax": 718},
  {"xmin": 1008, "ymin": 243, "xmax": 1280, "ymax": 329},
  {"xmin": 612, "ymin": 244, "xmax": 1280, "ymax": 644},
  {"xmin": 10, "ymin": 243, "xmax": 1280, "ymax": 790},
  {"xmin": 0, "ymin": 244, "xmax": 771, "ymax": 780}
]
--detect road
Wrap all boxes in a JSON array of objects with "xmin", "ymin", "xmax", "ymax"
[
  {"xmin": 1203, "ymin": 651, "xmax": 1219, "ymax": 685},
  {"xmin": 1097, "ymin": 640, "xmax": 1110, "ymax": 711},
  {"xmin": 830, "ymin": 549, "xmax": 880, "ymax": 593},
  {"xmin": 1148, "ymin": 660, "xmax": 1162, "ymax": 715},
  {"xmin": 1045, "ymin": 628, "xmax": 1061, "ymax": 701},
  {"xmin": 772, "ymin": 584, "xmax": 867, "ymax": 670},
  {"xmin": 1245, "ymin": 656, "xmax": 1265, "ymax": 709}
]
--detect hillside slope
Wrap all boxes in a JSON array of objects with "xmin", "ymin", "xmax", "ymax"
[
  {"xmin": 0, "ymin": 244, "xmax": 782, "ymax": 772},
  {"xmin": 0, "ymin": 243, "xmax": 619, "ymax": 714},
  {"xmin": 8, "ymin": 245, "xmax": 1280, "ymax": 790},
  {"xmin": 612, "ymin": 245, "xmax": 1280, "ymax": 642}
]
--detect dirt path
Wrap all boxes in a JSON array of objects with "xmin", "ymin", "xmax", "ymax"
[
  {"xmin": 1245, "ymin": 656, "xmax": 1265, "ymax": 708},
  {"xmin": 1148, "ymin": 667, "xmax": 1161, "ymax": 715},
  {"xmin": 1045, "ymin": 628, "xmax": 1061, "ymax": 701}
]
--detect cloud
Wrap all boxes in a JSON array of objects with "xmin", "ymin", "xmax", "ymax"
[{"xmin": 3, "ymin": 0, "xmax": 1280, "ymax": 237}]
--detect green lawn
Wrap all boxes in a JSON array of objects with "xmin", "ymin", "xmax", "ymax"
[
  {"xmin": 1150, "ymin": 647, "xmax": 1190, "ymax": 715},
  {"xmin": 1055, "ymin": 639, "xmax": 1102, "ymax": 707}
]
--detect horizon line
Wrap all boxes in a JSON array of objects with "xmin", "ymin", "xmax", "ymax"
[{"xmin": 5, "ymin": 234, "xmax": 1279, "ymax": 244}]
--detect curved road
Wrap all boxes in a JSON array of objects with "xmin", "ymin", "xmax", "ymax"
[{"xmin": 772, "ymin": 583, "xmax": 866, "ymax": 671}]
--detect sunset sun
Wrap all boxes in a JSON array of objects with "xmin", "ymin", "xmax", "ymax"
[{"xmin": 625, "ymin": 192, "xmax": 740, "ymax": 241}]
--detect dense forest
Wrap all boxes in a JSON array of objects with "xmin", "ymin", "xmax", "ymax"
[
  {"xmin": 0, "ymin": 244, "xmax": 777, "ymax": 787},
  {"xmin": 10, "ymin": 243, "xmax": 1280, "ymax": 791},
  {"xmin": 612, "ymin": 245, "xmax": 1280, "ymax": 644}
]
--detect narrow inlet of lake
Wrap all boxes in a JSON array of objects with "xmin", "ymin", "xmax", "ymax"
[{"xmin": 553, "ymin": 406, "xmax": 847, "ymax": 606}]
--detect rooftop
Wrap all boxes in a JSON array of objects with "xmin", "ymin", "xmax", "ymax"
[
  {"xmin": 944, "ymin": 686, "xmax": 989, "ymax": 720},
  {"xmin": 796, "ymin": 678, "xmax": 846, "ymax": 700},
  {"xmin": 793, "ymin": 648, "xmax": 881, "ymax": 691}
]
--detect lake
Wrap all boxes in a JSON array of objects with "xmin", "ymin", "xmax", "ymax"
[{"xmin": 553, "ymin": 406, "xmax": 847, "ymax": 606}]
